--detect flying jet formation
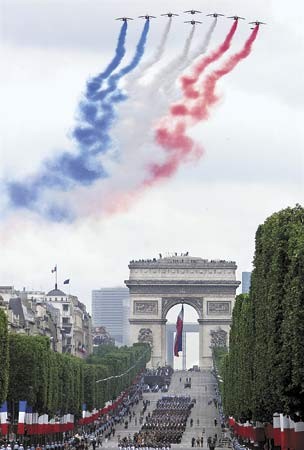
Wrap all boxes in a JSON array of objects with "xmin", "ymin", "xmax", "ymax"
[
  {"xmin": 227, "ymin": 15, "xmax": 245, "ymax": 21},
  {"xmin": 206, "ymin": 13, "xmax": 225, "ymax": 18},
  {"xmin": 184, "ymin": 10, "xmax": 202, "ymax": 15},
  {"xmin": 161, "ymin": 12, "xmax": 179, "ymax": 17},
  {"xmin": 115, "ymin": 17, "xmax": 134, "ymax": 22},
  {"xmin": 184, "ymin": 20, "xmax": 202, "ymax": 25},
  {"xmin": 138, "ymin": 14, "xmax": 157, "ymax": 20},
  {"xmin": 249, "ymin": 20, "xmax": 266, "ymax": 25}
]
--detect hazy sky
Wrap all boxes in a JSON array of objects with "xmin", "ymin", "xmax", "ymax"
[{"xmin": 0, "ymin": 0, "xmax": 303, "ymax": 314}]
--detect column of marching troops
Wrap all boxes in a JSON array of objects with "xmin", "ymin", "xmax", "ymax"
[{"xmin": 118, "ymin": 396, "xmax": 194, "ymax": 449}]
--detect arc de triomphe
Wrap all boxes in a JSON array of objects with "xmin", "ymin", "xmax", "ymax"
[{"xmin": 125, "ymin": 255, "xmax": 240, "ymax": 368}]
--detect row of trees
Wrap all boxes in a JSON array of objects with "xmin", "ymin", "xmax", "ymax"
[
  {"xmin": 223, "ymin": 205, "xmax": 304, "ymax": 423},
  {"xmin": 0, "ymin": 310, "xmax": 9, "ymax": 405},
  {"xmin": 0, "ymin": 323, "xmax": 150, "ymax": 417}
]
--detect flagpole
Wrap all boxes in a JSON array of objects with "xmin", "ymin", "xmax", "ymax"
[{"xmin": 55, "ymin": 264, "xmax": 58, "ymax": 290}]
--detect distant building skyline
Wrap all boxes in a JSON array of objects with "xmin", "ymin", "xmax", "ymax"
[
  {"xmin": 242, "ymin": 272, "xmax": 252, "ymax": 294},
  {"xmin": 91, "ymin": 287, "xmax": 130, "ymax": 345}
]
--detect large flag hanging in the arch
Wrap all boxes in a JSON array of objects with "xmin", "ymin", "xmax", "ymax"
[{"xmin": 174, "ymin": 305, "xmax": 184, "ymax": 357}]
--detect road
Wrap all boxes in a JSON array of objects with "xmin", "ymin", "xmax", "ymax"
[{"xmin": 103, "ymin": 369, "xmax": 229, "ymax": 449}]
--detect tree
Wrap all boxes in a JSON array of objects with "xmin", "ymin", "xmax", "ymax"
[
  {"xmin": 223, "ymin": 205, "xmax": 304, "ymax": 422},
  {"xmin": 0, "ymin": 310, "xmax": 9, "ymax": 404}
]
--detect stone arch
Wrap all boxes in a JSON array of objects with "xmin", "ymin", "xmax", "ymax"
[{"xmin": 161, "ymin": 297, "xmax": 203, "ymax": 320}]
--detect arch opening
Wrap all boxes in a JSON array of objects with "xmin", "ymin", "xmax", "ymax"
[{"xmin": 166, "ymin": 303, "xmax": 199, "ymax": 370}]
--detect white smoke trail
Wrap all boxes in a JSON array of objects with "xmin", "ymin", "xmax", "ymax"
[
  {"xmin": 100, "ymin": 27, "xmax": 196, "ymax": 204},
  {"xmin": 45, "ymin": 22, "xmax": 219, "ymax": 218},
  {"xmin": 73, "ymin": 25, "xmax": 207, "ymax": 218},
  {"xmin": 124, "ymin": 18, "xmax": 173, "ymax": 95},
  {"xmin": 110, "ymin": 27, "xmax": 196, "ymax": 165},
  {"xmin": 163, "ymin": 18, "xmax": 217, "ymax": 93},
  {"xmin": 150, "ymin": 26, "xmax": 196, "ymax": 92},
  {"xmin": 140, "ymin": 17, "xmax": 173, "ymax": 73}
]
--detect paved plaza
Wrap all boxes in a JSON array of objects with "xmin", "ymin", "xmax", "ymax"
[{"xmin": 103, "ymin": 370, "xmax": 229, "ymax": 449}]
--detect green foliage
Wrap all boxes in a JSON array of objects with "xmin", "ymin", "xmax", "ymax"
[
  {"xmin": 4, "ymin": 334, "xmax": 150, "ymax": 417},
  {"xmin": 223, "ymin": 205, "xmax": 304, "ymax": 422},
  {"xmin": 0, "ymin": 310, "xmax": 9, "ymax": 404},
  {"xmin": 8, "ymin": 335, "xmax": 49, "ymax": 411}
]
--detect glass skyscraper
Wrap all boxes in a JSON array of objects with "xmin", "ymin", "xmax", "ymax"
[
  {"xmin": 242, "ymin": 272, "xmax": 252, "ymax": 294},
  {"xmin": 91, "ymin": 287, "xmax": 130, "ymax": 345}
]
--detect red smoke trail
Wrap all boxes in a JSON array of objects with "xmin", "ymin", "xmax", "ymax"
[
  {"xmin": 144, "ymin": 26, "xmax": 259, "ymax": 187},
  {"xmin": 172, "ymin": 26, "xmax": 259, "ymax": 121},
  {"xmin": 181, "ymin": 21, "xmax": 238, "ymax": 100},
  {"xmin": 144, "ymin": 123, "xmax": 203, "ymax": 186}
]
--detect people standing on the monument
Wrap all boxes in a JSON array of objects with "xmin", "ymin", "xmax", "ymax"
[
  {"xmin": 200, "ymin": 436, "xmax": 204, "ymax": 447},
  {"xmin": 197, "ymin": 418, "xmax": 199, "ymax": 426}
]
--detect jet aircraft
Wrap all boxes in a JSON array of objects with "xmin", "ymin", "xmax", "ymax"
[
  {"xmin": 184, "ymin": 20, "xmax": 202, "ymax": 25},
  {"xmin": 184, "ymin": 10, "xmax": 202, "ymax": 15},
  {"xmin": 206, "ymin": 13, "xmax": 225, "ymax": 18},
  {"xmin": 249, "ymin": 20, "xmax": 266, "ymax": 25},
  {"xmin": 227, "ymin": 15, "xmax": 245, "ymax": 21},
  {"xmin": 138, "ymin": 14, "xmax": 157, "ymax": 20},
  {"xmin": 115, "ymin": 17, "xmax": 134, "ymax": 22},
  {"xmin": 161, "ymin": 12, "xmax": 179, "ymax": 17}
]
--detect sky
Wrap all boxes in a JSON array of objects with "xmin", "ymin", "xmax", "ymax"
[{"xmin": 0, "ymin": 0, "xmax": 303, "ymax": 321}]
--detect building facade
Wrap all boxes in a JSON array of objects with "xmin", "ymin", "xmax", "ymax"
[
  {"xmin": 125, "ymin": 255, "xmax": 240, "ymax": 368},
  {"xmin": 91, "ymin": 287, "xmax": 130, "ymax": 345},
  {"xmin": 0, "ymin": 285, "xmax": 92, "ymax": 357}
]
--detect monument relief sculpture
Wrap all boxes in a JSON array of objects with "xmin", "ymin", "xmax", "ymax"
[
  {"xmin": 134, "ymin": 301, "xmax": 158, "ymax": 315},
  {"xmin": 210, "ymin": 327, "xmax": 228, "ymax": 348},
  {"xmin": 138, "ymin": 328, "xmax": 153, "ymax": 346}
]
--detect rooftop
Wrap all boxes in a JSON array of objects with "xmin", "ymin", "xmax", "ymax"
[
  {"xmin": 129, "ymin": 254, "xmax": 236, "ymax": 268},
  {"xmin": 47, "ymin": 288, "xmax": 66, "ymax": 297}
]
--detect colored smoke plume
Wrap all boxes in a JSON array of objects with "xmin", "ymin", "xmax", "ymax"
[
  {"xmin": 172, "ymin": 26, "xmax": 260, "ymax": 121},
  {"xmin": 144, "ymin": 122, "xmax": 203, "ymax": 186},
  {"xmin": 148, "ymin": 27, "xmax": 259, "ymax": 188},
  {"xmin": 5, "ymin": 22, "xmax": 152, "ymax": 221},
  {"xmin": 73, "ymin": 19, "xmax": 150, "ymax": 154},
  {"xmin": 85, "ymin": 22, "xmax": 128, "ymax": 97},
  {"xmin": 163, "ymin": 18, "xmax": 217, "ymax": 94},
  {"xmin": 139, "ymin": 17, "xmax": 172, "ymax": 73},
  {"xmin": 181, "ymin": 20, "xmax": 238, "ymax": 99}
]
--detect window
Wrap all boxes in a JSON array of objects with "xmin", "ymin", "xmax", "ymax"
[
  {"xmin": 62, "ymin": 317, "xmax": 70, "ymax": 324},
  {"xmin": 63, "ymin": 304, "xmax": 69, "ymax": 312}
]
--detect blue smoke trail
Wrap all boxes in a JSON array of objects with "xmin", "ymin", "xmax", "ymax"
[
  {"xmin": 86, "ymin": 21, "xmax": 128, "ymax": 97},
  {"xmin": 6, "ymin": 21, "xmax": 151, "ymax": 221},
  {"xmin": 91, "ymin": 20, "xmax": 150, "ymax": 102},
  {"xmin": 72, "ymin": 19, "xmax": 151, "ymax": 154}
]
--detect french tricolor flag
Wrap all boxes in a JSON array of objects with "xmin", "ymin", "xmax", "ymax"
[
  {"xmin": 0, "ymin": 401, "xmax": 9, "ymax": 436},
  {"xmin": 17, "ymin": 401, "xmax": 27, "ymax": 435},
  {"xmin": 174, "ymin": 305, "xmax": 184, "ymax": 357}
]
